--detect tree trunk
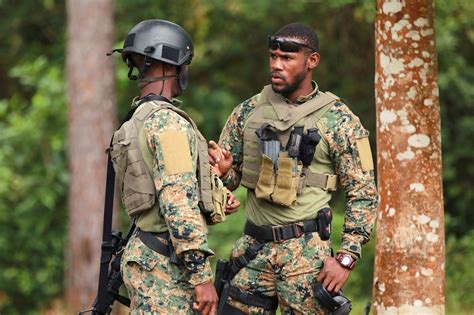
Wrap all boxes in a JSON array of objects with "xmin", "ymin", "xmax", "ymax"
[
  {"xmin": 66, "ymin": 0, "xmax": 116, "ymax": 311},
  {"xmin": 373, "ymin": 1, "xmax": 445, "ymax": 314}
]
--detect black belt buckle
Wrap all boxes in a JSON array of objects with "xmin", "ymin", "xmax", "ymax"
[{"xmin": 271, "ymin": 223, "xmax": 304, "ymax": 242}]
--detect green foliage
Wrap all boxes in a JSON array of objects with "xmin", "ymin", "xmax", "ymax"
[
  {"xmin": 0, "ymin": 57, "xmax": 67, "ymax": 313},
  {"xmin": 0, "ymin": 0, "xmax": 65, "ymax": 99},
  {"xmin": 446, "ymin": 231, "xmax": 474, "ymax": 314},
  {"xmin": 436, "ymin": 0, "xmax": 474, "ymax": 236}
]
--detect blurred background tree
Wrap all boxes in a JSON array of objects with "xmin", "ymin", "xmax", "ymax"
[
  {"xmin": 65, "ymin": 0, "xmax": 116, "ymax": 311},
  {"xmin": 0, "ymin": 0, "xmax": 472, "ymax": 314}
]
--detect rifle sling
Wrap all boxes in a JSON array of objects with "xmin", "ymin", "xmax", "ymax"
[{"xmin": 95, "ymin": 152, "xmax": 118, "ymax": 314}]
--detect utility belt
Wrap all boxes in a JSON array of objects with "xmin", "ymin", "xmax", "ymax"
[
  {"xmin": 136, "ymin": 229, "xmax": 183, "ymax": 265},
  {"xmin": 245, "ymin": 207, "xmax": 332, "ymax": 242},
  {"xmin": 215, "ymin": 208, "xmax": 332, "ymax": 314}
]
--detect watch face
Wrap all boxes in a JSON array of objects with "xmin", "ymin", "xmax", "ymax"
[{"xmin": 341, "ymin": 256, "xmax": 352, "ymax": 266}]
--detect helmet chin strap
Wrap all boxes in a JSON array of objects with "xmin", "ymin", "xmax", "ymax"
[
  {"xmin": 138, "ymin": 74, "xmax": 177, "ymax": 84},
  {"xmin": 139, "ymin": 67, "xmax": 178, "ymax": 96}
]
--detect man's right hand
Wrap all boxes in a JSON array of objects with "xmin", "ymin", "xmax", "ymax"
[
  {"xmin": 208, "ymin": 140, "xmax": 232, "ymax": 177},
  {"xmin": 316, "ymin": 257, "xmax": 351, "ymax": 293},
  {"xmin": 193, "ymin": 281, "xmax": 218, "ymax": 315}
]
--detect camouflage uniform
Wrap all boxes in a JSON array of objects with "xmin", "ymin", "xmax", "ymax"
[
  {"xmin": 218, "ymin": 82, "xmax": 378, "ymax": 314},
  {"xmin": 121, "ymin": 105, "xmax": 213, "ymax": 314}
]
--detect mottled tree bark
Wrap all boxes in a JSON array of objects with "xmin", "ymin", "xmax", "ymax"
[
  {"xmin": 373, "ymin": 1, "xmax": 444, "ymax": 314},
  {"xmin": 66, "ymin": 0, "xmax": 116, "ymax": 311}
]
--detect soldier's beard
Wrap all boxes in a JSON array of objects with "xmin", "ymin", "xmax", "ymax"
[{"xmin": 271, "ymin": 71, "xmax": 306, "ymax": 97}]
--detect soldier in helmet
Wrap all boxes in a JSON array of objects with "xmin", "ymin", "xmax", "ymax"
[
  {"xmin": 209, "ymin": 23, "xmax": 378, "ymax": 314},
  {"xmin": 109, "ymin": 19, "xmax": 240, "ymax": 314}
]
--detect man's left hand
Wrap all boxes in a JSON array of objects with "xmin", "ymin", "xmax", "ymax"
[
  {"xmin": 316, "ymin": 257, "xmax": 351, "ymax": 293},
  {"xmin": 225, "ymin": 191, "xmax": 240, "ymax": 215}
]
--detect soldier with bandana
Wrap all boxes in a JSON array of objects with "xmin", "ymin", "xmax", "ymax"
[
  {"xmin": 109, "ymin": 19, "xmax": 239, "ymax": 315},
  {"xmin": 209, "ymin": 23, "xmax": 378, "ymax": 314}
]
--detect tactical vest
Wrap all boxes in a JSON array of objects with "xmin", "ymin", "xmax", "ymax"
[
  {"xmin": 241, "ymin": 85, "xmax": 339, "ymax": 206},
  {"xmin": 109, "ymin": 99, "xmax": 226, "ymax": 224}
]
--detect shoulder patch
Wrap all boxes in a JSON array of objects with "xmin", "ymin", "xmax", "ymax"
[
  {"xmin": 356, "ymin": 136, "xmax": 374, "ymax": 172},
  {"xmin": 159, "ymin": 131, "xmax": 193, "ymax": 175}
]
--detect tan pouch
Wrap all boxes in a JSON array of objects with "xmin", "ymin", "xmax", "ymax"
[
  {"xmin": 272, "ymin": 156, "xmax": 301, "ymax": 206},
  {"xmin": 208, "ymin": 172, "xmax": 228, "ymax": 224},
  {"xmin": 255, "ymin": 154, "xmax": 276, "ymax": 201}
]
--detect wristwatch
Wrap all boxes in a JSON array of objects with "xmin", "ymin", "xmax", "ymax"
[{"xmin": 336, "ymin": 253, "xmax": 356, "ymax": 270}]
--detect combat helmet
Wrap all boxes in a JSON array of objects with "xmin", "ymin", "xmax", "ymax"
[{"xmin": 110, "ymin": 19, "xmax": 193, "ymax": 89}]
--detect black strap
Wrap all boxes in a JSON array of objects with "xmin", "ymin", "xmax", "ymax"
[
  {"xmin": 136, "ymin": 229, "xmax": 171, "ymax": 258},
  {"xmin": 244, "ymin": 219, "xmax": 319, "ymax": 242},
  {"xmin": 139, "ymin": 75, "xmax": 178, "ymax": 84},
  {"xmin": 228, "ymin": 286, "xmax": 278, "ymax": 311},
  {"xmin": 227, "ymin": 240, "xmax": 266, "ymax": 280},
  {"xmin": 94, "ymin": 146, "xmax": 120, "ymax": 314}
]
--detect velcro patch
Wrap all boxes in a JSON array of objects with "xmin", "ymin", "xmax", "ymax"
[
  {"xmin": 356, "ymin": 137, "xmax": 374, "ymax": 172},
  {"xmin": 159, "ymin": 131, "xmax": 193, "ymax": 175}
]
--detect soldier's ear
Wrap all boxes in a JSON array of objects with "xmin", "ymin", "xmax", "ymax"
[{"xmin": 307, "ymin": 52, "xmax": 320, "ymax": 70}]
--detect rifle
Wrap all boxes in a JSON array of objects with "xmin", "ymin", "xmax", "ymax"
[{"xmin": 79, "ymin": 222, "xmax": 136, "ymax": 315}]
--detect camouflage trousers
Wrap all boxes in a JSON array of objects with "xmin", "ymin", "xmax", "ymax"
[
  {"xmin": 226, "ymin": 232, "xmax": 331, "ymax": 315},
  {"xmin": 121, "ymin": 233, "xmax": 195, "ymax": 314}
]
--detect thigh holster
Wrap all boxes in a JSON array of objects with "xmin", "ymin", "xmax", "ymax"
[{"xmin": 215, "ymin": 239, "xmax": 277, "ymax": 314}]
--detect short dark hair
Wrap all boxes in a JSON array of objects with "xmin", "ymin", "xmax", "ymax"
[{"xmin": 273, "ymin": 22, "xmax": 319, "ymax": 52}]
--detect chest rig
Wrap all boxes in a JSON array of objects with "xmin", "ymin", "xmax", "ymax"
[
  {"xmin": 241, "ymin": 85, "xmax": 339, "ymax": 206},
  {"xmin": 109, "ymin": 96, "xmax": 225, "ymax": 222}
]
